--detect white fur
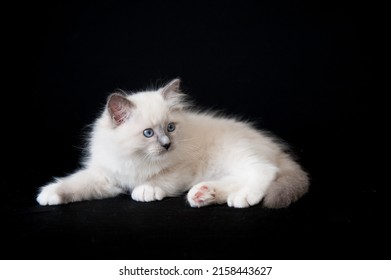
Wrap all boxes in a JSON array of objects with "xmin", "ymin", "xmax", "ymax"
[{"xmin": 37, "ymin": 79, "xmax": 309, "ymax": 208}]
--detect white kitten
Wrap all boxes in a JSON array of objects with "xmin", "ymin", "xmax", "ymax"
[{"xmin": 37, "ymin": 79, "xmax": 309, "ymax": 208}]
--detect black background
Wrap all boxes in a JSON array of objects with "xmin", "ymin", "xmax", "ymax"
[{"xmin": 3, "ymin": 0, "xmax": 381, "ymax": 260}]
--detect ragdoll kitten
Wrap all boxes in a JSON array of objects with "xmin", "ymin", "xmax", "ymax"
[{"xmin": 37, "ymin": 79, "xmax": 309, "ymax": 208}]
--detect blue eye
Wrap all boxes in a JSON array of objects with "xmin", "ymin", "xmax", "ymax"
[
  {"xmin": 143, "ymin": 128, "xmax": 154, "ymax": 138},
  {"xmin": 167, "ymin": 122, "xmax": 176, "ymax": 132}
]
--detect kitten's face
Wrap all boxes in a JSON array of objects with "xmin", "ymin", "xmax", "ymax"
[
  {"xmin": 118, "ymin": 112, "xmax": 181, "ymax": 161},
  {"xmin": 138, "ymin": 119, "xmax": 178, "ymax": 159},
  {"xmin": 109, "ymin": 92, "xmax": 183, "ymax": 161},
  {"xmin": 106, "ymin": 80, "xmax": 186, "ymax": 162}
]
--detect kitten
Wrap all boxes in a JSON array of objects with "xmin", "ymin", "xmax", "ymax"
[{"xmin": 37, "ymin": 79, "xmax": 309, "ymax": 208}]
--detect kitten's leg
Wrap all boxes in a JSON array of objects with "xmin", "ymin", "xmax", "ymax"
[
  {"xmin": 131, "ymin": 169, "xmax": 190, "ymax": 202},
  {"xmin": 37, "ymin": 168, "xmax": 122, "ymax": 206},
  {"xmin": 188, "ymin": 163, "xmax": 278, "ymax": 208},
  {"xmin": 187, "ymin": 178, "xmax": 246, "ymax": 207}
]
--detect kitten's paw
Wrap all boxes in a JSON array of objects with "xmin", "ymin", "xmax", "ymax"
[
  {"xmin": 187, "ymin": 184, "xmax": 216, "ymax": 208},
  {"xmin": 36, "ymin": 183, "xmax": 62, "ymax": 206},
  {"xmin": 227, "ymin": 191, "xmax": 262, "ymax": 208},
  {"xmin": 131, "ymin": 185, "xmax": 166, "ymax": 202}
]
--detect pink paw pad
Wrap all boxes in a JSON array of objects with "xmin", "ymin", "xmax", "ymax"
[{"xmin": 193, "ymin": 186, "xmax": 215, "ymax": 203}]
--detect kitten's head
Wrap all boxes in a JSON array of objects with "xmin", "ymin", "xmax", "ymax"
[{"xmin": 103, "ymin": 79, "xmax": 187, "ymax": 161}]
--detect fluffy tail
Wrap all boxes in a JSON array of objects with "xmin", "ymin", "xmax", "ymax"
[{"xmin": 263, "ymin": 155, "xmax": 309, "ymax": 208}]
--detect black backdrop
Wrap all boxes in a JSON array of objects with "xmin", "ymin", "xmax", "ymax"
[{"xmin": 3, "ymin": 1, "xmax": 380, "ymax": 260}]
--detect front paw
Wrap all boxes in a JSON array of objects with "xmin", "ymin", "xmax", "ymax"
[
  {"xmin": 36, "ymin": 183, "xmax": 63, "ymax": 206},
  {"xmin": 131, "ymin": 185, "xmax": 166, "ymax": 202}
]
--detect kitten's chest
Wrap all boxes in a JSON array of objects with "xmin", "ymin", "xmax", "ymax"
[{"xmin": 114, "ymin": 160, "xmax": 164, "ymax": 189}]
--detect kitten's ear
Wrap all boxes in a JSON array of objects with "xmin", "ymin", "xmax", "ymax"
[
  {"xmin": 161, "ymin": 78, "xmax": 181, "ymax": 99},
  {"xmin": 107, "ymin": 93, "xmax": 134, "ymax": 126}
]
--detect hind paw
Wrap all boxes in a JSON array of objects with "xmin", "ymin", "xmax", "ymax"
[
  {"xmin": 187, "ymin": 184, "xmax": 216, "ymax": 208},
  {"xmin": 227, "ymin": 191, "xmax": 262, "ymax": 208}
]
